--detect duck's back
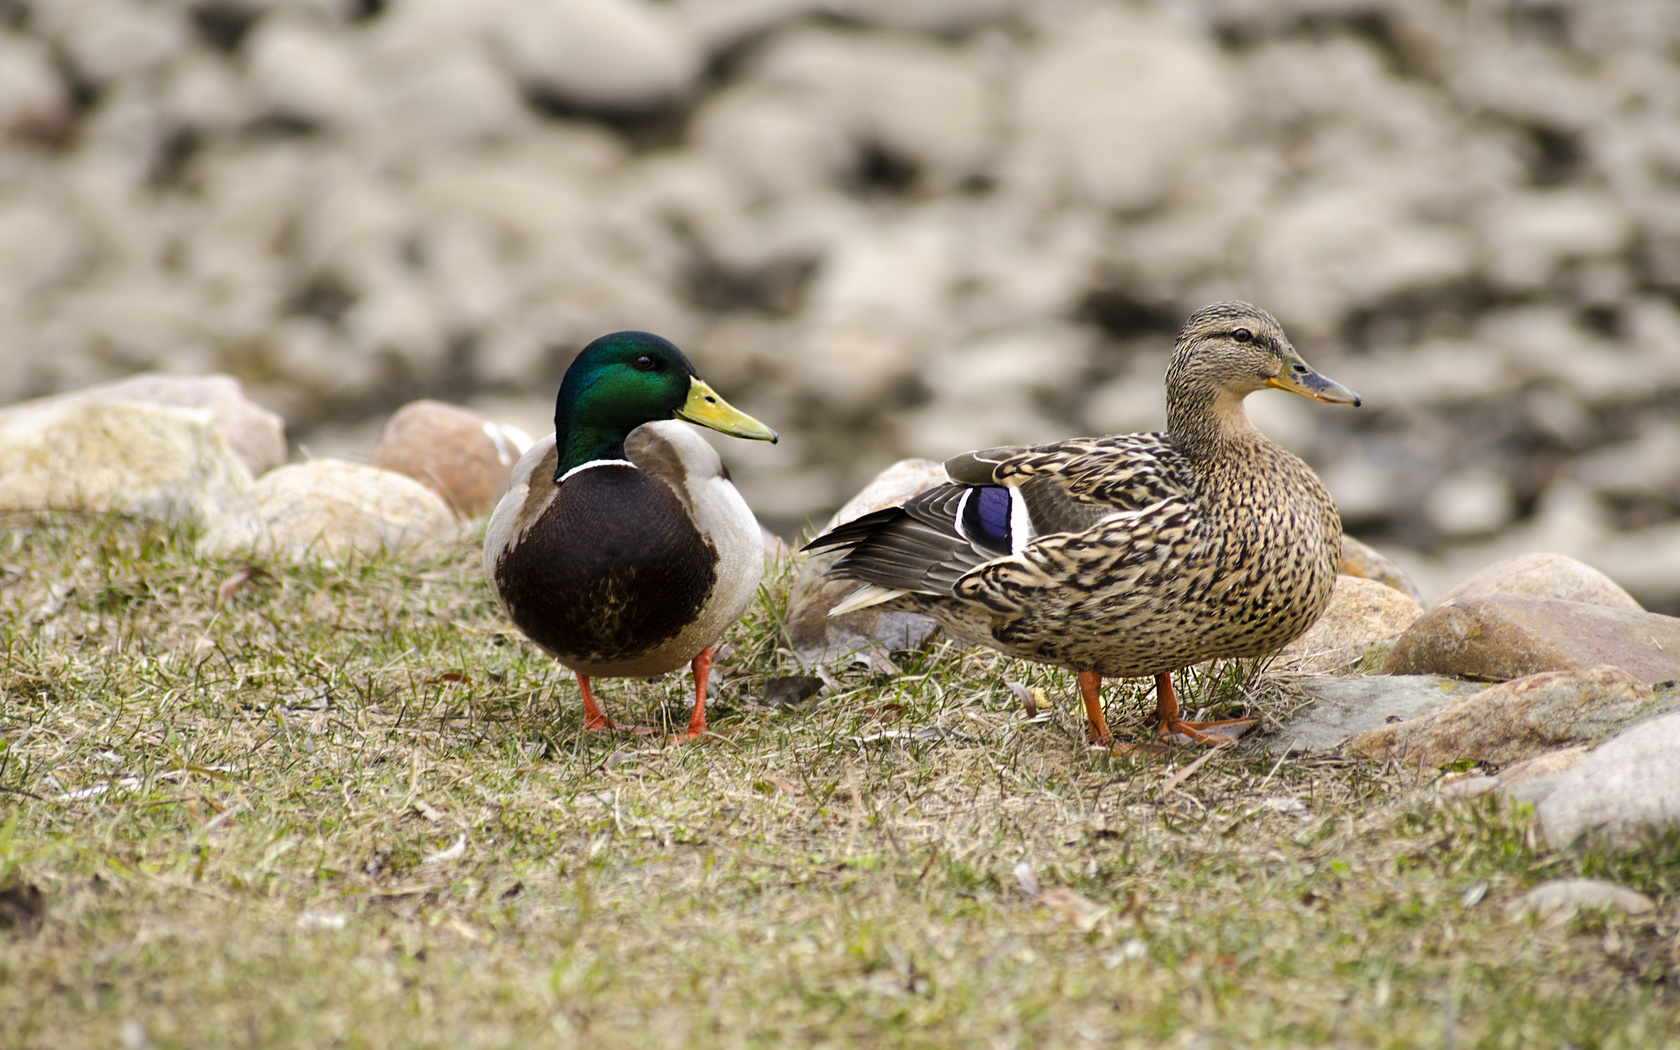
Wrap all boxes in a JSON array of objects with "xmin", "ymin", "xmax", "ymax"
[{"xmin": 916, "ymin": 436, "xmax": 1343, "ymax": 677}]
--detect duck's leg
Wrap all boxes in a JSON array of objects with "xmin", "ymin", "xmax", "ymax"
[
  {"xmin": 577, "ymin": 672, "xmax": 624, "ymax": 732},
  {"xmin": 683, "ymin": 648, "xmax": 713, "ymax": 739},
  {"xmin": 1078, "ymin": 670, "xmax": 1115, "ymax": 746},
  {"xmin": 1153, "ymin": 672, "xmax": 1254, "ymax": 746}
]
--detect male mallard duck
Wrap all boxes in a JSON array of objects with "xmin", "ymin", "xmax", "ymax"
[
  {"xmin": 484, "ymin": 331, "xmax": 777, "ymax": 738},
  {"xmin": 804, "ymin": 301, "xmax": 1360, "ymax": 747}
]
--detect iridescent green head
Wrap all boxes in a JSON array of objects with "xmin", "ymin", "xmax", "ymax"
[{"xmin": 553, "ymin": 331, "xmax": 777, "ymax": 480}]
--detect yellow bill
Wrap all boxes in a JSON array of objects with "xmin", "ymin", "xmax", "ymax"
[{"xmin": 677, "ymin": 377, "xmax": 779, "ymax": 442}]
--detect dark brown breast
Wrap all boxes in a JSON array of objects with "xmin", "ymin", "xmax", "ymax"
[{"xmin": 493, "ymin": 465, "xmax": 718, "ymax": 665}]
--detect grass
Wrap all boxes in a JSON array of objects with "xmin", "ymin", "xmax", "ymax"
[{"xmin": 1, "ymin": 511, "xmax": 1677, "ymax": 1049}]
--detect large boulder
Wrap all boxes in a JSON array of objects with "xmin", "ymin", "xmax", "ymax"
[
  {"xmin": 1339, "ymin": 535, "xmax": 1425, "ymax": 604},
  {"xmin": 1345, "ymin": 666, "xmax": 1661, "ymax": 767},
  {"xmin": 1273, "ymin": 575, "xmax": 1423, "ymax": 674},
  {"xmin": 0, "ymin": 400, "xmax": 251, "ymax": 526},
  {"xmin": 368, "ymin": 400, "xmax": 530, "ymax": 518},
  {"xmin": 1269, "ymin": 675, "xmax": 1487, "ymax": 754},
  {"xmin": 1380, "ymin": 595, "xmax": 1680, "ymax": 683},
  {"xmin": 3, "ymin": 373, "xmax": 287, "ymax": 478},
  {"xmin": 1538, "ymin": 710, "xmax": 1680, "ymax": 849},
  {"xmin": 196, "ymin": 460, "xmax": 459, "ymax": 564},
  {"xmin": 1432, "ymin": 552, "xmax": 1640, "ymax": 611}
]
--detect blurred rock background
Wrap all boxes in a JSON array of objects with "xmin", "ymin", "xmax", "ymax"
[{"xmin": 2, "ymin": 0, "xmax": 1679, "ymax": 607}]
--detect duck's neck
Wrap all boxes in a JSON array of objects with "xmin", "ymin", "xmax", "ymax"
[
  {"xmin": 1166, "ymin": 386, "xmax": 1267, "ymax": 463},
  {"xmin": 553, "ymin": 409, "xmax": 635, "ymax": 478}
]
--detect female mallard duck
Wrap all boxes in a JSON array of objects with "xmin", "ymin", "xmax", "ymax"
[
  {"xmin": 484, "ymin": 331, "xmax": 777, "ymax": 738},
  {"xmin": 805, "ymin": 301, "xmax": 1360, "ymax": 747}
]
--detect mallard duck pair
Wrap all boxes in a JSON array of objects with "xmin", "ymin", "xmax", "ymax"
[
  {"xmin": 488, "ymin": 303, "xmax": 1357, "ymax": 749},
  {"xmin": 484, "ymin": 332, "xmax": 776, "ymax": 738},
  {"xmin": 806, "ymin": 301, "xmax": 1360, "ymax": 747}
]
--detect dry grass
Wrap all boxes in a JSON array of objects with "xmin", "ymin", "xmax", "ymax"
[{"xmin": 1, "ymin": 512, "xmax": 1677, "ymax": 1049}]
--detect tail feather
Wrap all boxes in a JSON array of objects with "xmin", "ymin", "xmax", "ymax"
[{"xmin": 828, "ymin": 584, "xmax": 910, "ymax": 616}]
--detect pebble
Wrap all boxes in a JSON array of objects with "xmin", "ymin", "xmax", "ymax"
[
  {"xmin": 1503, "ymin": 879, "xmax": 1656, "ymax": 922},
  {"xmin": 1345, "ymin": 666, "xmax": 1660, "ymax": 767},
  {"xmin": 368, "ymin": 400, "xmax": 531, "ymax": 518},
  {"xmin": 1380, "ymin": 595, "xmax": 1680, "ymax": 683},
  {"xmin": 196, "ymin": 460, "xmax": 459, "ymax": 565},
  {"xmin": 0, "ymin": 400, "xmax": 250, "ymax": 526},
  {"xmin": 1537, "ymin": 710, "xmax": 1680, "ymax": 849}
]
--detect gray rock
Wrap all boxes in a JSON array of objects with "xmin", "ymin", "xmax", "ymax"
[
  {"xmin": 1478, "ymin": 189, "xmax": 1632, "ymax": 293},
  {"xmin": 1004, "ymin": 8, "xmax": 1232, "ymax": 212},
  {"xmin": 1346, "ymin": 666, "xmax": 1669, "ymax": 767},
  {"xmin": 827, "ymin": 0, "xmax": 1016, "ymax": 33},
  {"xmin": 196, "ymin": 459, "xmax": 459, "ymax": 564},
  {"xmin": 1433, "ymin": 552, "xmax": 1641, "ymax": 612},
  {"xmin": 0, "ymin": 30, "xmax": 70, "ymax": 138},
  {"xmin": 496, "ymin": 0, "xmax": 702, "ymax": 113},
  {"xmin": 1538, "ymin": 709, "xmax": 1680, "ymax": 849},
  {"xmin": 1381, "ymin": 595, "xmax": 1680, "ymax": 683},
  {"xmin": 1495, "ymin": 745, "xmax": 1591, "ymax": 806},
  {"xmin": 245, "ymin": 12, "xmax": 377, "ymax": 128},
  {"xmin": 46, "ymin": 0, "xmax": 189, "ymax": 85},
  {"xmin": 1273, "ymin": 575, "xmax": 1423, "ymax": 675},
  {"xmin": 1503, "ymin": 879, "xmax": 1655, "ymax": 922},
  {"xmin": 1268, "ymin": 675, "xmax": 1487, "ymax": 754},
  {"xmin": 0, "ymin": 401, "xmax": 251, "ymax": 526},
  {"xmin": 754, "ymin": 30, "xmax": 992, "ymax": 193}
]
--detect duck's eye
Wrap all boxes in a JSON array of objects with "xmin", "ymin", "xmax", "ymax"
[
  {"xmin": 632, "ymin": 354, "xmax": 656, "ymax": 371},
  {"xmin": 1232, "ymin": 328, "xmax": 1253, "ymax": 343}
]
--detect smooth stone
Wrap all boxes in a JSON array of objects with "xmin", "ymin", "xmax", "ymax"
[
  {"xmin": 787, "ymin": 458, "xmax": 947, "ymax": 665},
  {"xmin": 1005, "ymin": 8, "xmax": 1232, "ymax": 211},
  {"xmin": 495, "ymin": 0, "xmax": 702, "ymax": 113},
  {"xmin": 1339, "ymin": 535, "xmax": 1425, "ymax": 604},
  {"xmin": 368, "ymin": 400, "xmax": 530, "ymax": 518},
  {"xmin": 0, "ymin": 401, "xmax": 251, "ymax": 526},
  {"xmin": 1380, "ymin": 595, "xmax": 1680, "ymax": 684},
  {"xmin": 1495, "ymin": 745, "xmax": 1592, "ymax": 805},
  {"xmin": 1433, "ymin": 552, "xmax": 1641, "ymax": 611},
  {"xmin": 1268, "ymin": 675, "xmax": 1487, "ymax": 754},
  {"xmin": 196, "ymin": 459, "xmax": 459, "ymax": 564},
  {"xmin": 1274, "ymin": 575, "xmax": 1423, "ymax": 675},
  {"xmin": 1538, "ymin": 709, "xmax": 1680, "ymax": 849},
  {"xmin": 1345, "ymin": 666, "xmax": 1666, "ymax": 767},
  {"xmin": 4, "ymin": 373, "xmax": 286, "ymax": 478},
  {"xmin": 1503, "ymin": 879, "xmax": 1655, "ymax": 921}
]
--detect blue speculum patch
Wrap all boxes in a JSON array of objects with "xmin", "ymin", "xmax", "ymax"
[{"xmin": 963, "ymin": 486, "xmax": 1014, "ymax": 554}]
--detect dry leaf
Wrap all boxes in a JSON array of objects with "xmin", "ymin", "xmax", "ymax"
[
  {"xmin": 215, "ymin": 565, "xmax": 266, "ymax": 606},
  {"xmin": 1039, "ymin": 886, "xmax": 1107, "ymax": 933}
]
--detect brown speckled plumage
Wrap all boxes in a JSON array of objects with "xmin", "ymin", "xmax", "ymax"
[{"xmin": 807, "ymin": 301, "xmax": 1361, "ymax": 745}]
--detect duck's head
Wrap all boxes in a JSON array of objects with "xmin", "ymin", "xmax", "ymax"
[
  {"xmin": 1168, "ymin": 301, "xmax": 1361, "ymax": 407},
  {"xmin": 1164, "ymin": 301, "xmax": 1359, "ymax": 453},
  {"xmin": 553, "ymin": 331, "xmax": 777, "ymax": 479}
]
